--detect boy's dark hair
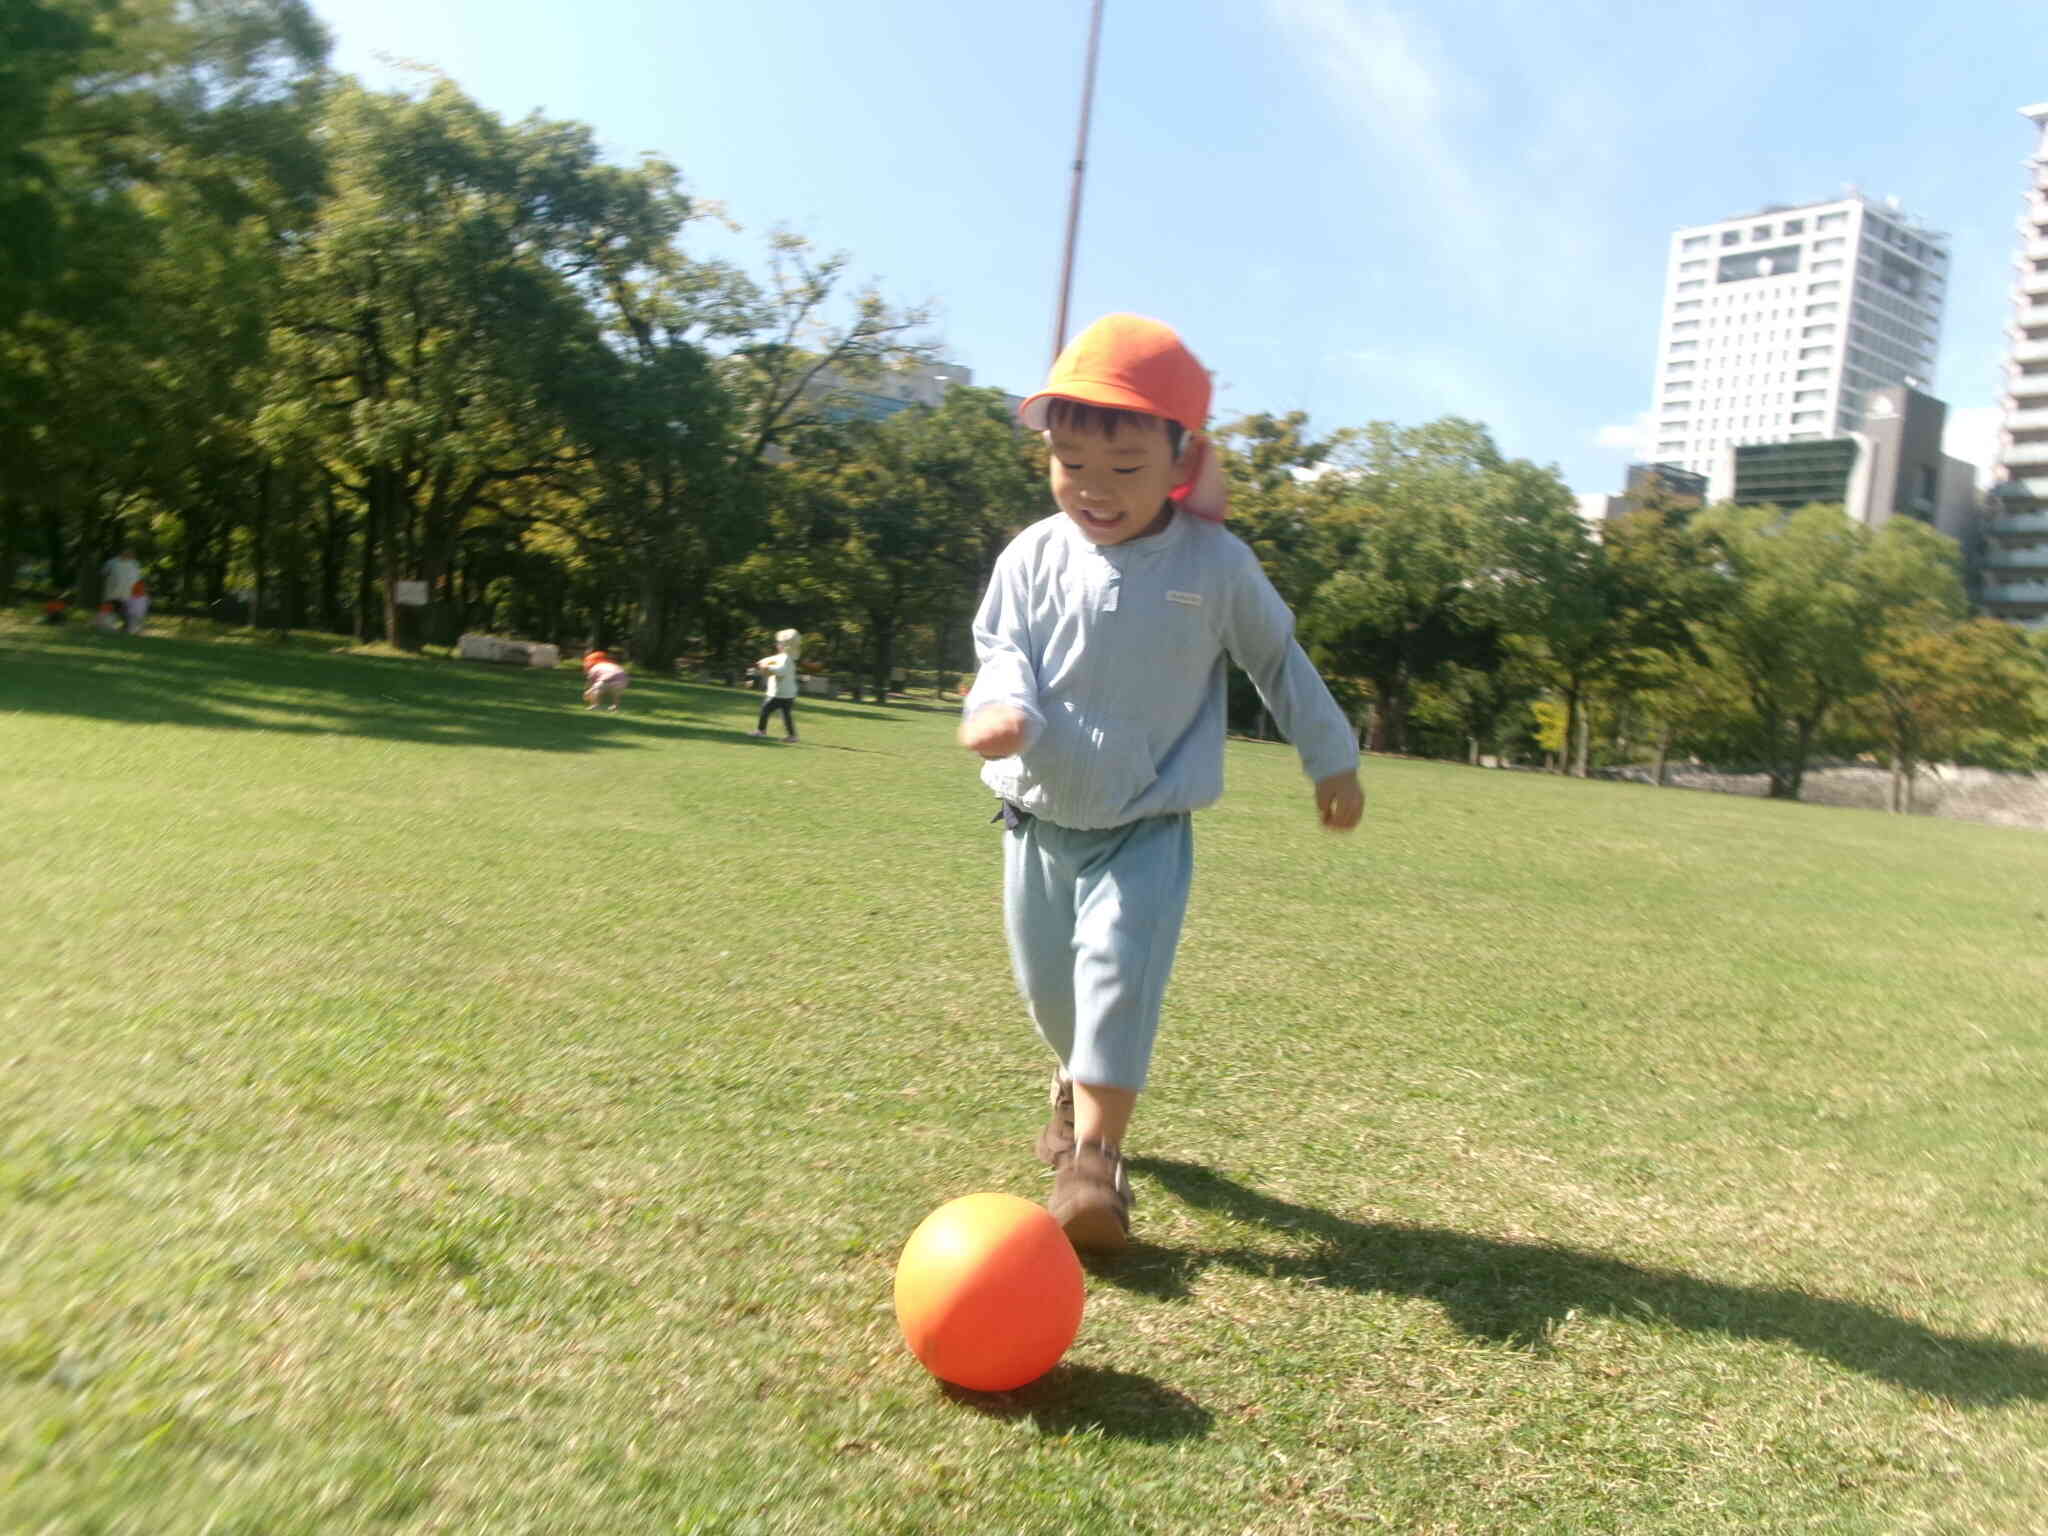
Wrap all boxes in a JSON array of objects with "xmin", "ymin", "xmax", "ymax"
[{"xmin": 1044, "ymin": 396, "xmax": 1186, "ymax": 459}]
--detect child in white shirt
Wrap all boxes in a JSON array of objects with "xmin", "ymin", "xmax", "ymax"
[{"xmin": 750, "ymin": 630, "xmax": 803, "ymax": 741}]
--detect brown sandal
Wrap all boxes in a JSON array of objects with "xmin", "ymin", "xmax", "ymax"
[
  {"xmin": 1049, "ymin": 1138, "xmax": 1133, "ymax": 1252},
  {"xmin": 1034, "ymin": 1071, "xmax": 1076, "ymax": 1167}
]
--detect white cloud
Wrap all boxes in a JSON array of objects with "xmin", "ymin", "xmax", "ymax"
[
  {"xmin": 1263, "ymin": 0, "xmax": 1644, "ymax": 469},
  {"xmin": 1328, "ymin": 339, "xmax": 1513, "ymax": 430},
  {"xmin": 1262, "ymin": 0, "xmax": 1632, "ymax": 324},
  {"xmin": 1941, "ymin": 405, "xmax": 2002, "ymax": 488},
  {"xmin": 1593, "ymin": 411, "xmax": 1653, "ymax": 457},
  {"xmin": 1261, "ymin": 0, "xmax": 1494, "ymax": 293}
]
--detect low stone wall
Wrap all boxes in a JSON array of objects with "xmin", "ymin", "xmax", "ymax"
[
  {"xmin": 1608, "ymin": 762, "xmax": 2048, "ymax": 831},
  {"xmin": 457, "ymin": 633, "xmax": 560, "ymax": 668}
]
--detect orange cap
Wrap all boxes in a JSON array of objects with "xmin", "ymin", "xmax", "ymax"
[
  {"xmin": 1018, "ymin": 313, "xmax": 1210, "ymax": 434},
  {"xmin": 1019, "ymin": 313, "xmax": 1228, "ymax": 521}
]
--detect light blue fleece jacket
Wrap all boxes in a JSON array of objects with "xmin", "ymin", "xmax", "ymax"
[{"xmin": 964, "ymin": 509, "xmax": 1360, "ymax": 831}]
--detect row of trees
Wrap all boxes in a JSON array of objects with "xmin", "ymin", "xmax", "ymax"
[
  {"xmin": 3, "ymin": 0, "xmax": 1015, "ymax": 702},
  {"xmin": 8, "ymin": 1, "xmax": 2045, "ymax": 800},
  {"xmin": 1213, "ymin": 412, "xmax": 2048, "ymax": 804}
]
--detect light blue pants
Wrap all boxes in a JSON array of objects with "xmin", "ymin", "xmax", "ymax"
[{"xmin": 1002, "ymin": 811, "xmax": 1194, "ymax": 1092}]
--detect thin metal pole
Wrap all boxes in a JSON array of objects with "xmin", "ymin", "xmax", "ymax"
[{"xmin": 1052, "ymin": 0, "xmax": 1105, "ymax": 365}]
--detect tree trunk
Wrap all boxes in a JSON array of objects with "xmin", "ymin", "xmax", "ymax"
[
  {"xmin": 355, "ymin": 484, "xmax": 378, "ymax": 643},
  {"xmin": 871, "ymin": 612, "xmax": 897, "ymax": 708},
  {"xmin": 177, "ymin": 503, "xmax": 206, "ymax": 614},
  {"xmin": 1653, "ymin": 725, "xmax": 1673, "ymax": 787},
  {"xmin": 0, "ymin": 501, "xmax": 20, "ymax": 606},
  {"xmin": 382, "ymin": 530, "xmax": 402, "ymax": 648},
  {"xmin": 75, "ymin": 504, "xmax": 104, "ymax": 624},
  {"xmin": 1572, "ymin": 700, "xmax": 1592, "ymax": 779},
  {"xmin": 205, "ymin": 500, "xmax": 230, "ymax": 607},
  {"xmin": 1901, "ymin": 752, "xmax": 1919, "ymax": 815},
  {"xmin": 252, "ymin": 460, "xmax": 271, "ymax": 633},
  {"xmin": 1369, "ymin": 679, "xmax": 1409, "ymax": 754},
  {"xmin": 1759, "ymin": 701, "xmax": 1795, "ymax": 799},
  {"xmin": 320, "ymin": 485, "xmax": 346, "ymax": 634},
  {"xmin": 376, "ymin": 469, "xmax": 405, "ymax": 649},
  {"xmin": 634, "ymin": 562, "xmax": 670, "ymax": 669},
  {"xmin": 1769, "ymin": 714, "xmax": 1819, "ymax": 801},
  {"xmin": 1888, "ymin": 751, "xmax": 1904, "ymax": 814}
]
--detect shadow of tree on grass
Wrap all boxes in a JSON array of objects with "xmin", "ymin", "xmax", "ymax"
[
  {"xmin": 6, "ymin": 630, "xmax": 785, "ymax": 754},
  {"xmin": 1106, "ymin": 1157, "xmax": 2048, "ymax": 1407}
]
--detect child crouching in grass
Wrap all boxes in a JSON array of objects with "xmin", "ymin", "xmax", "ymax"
[{"xmin": 582, "ymin": 650, "xmax": 629, "ymax": 711}]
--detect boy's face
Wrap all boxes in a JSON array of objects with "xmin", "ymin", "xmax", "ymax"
[{"xmin": 1047, "ymin": 414, "xmax": 1181, "ymax": 546}]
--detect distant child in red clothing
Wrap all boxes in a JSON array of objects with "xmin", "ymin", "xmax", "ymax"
[{"xmin": 582, "ymin": 650, "xmax": 629, "ymax": 712}]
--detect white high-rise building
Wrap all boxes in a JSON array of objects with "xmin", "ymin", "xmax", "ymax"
[
  {"xmin": 1982, "ymin": 102, "xmax": 2048, "ymax": 630},
  {"xmin": 1644, "ymin": 195, "xmax": 1949, "ymax": 494}
]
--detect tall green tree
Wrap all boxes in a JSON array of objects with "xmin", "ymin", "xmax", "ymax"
[
  {"xmin": 1514, "ymin": 504, "xmax": 1721, "ymax": 776},
  {"xmin": 745, "ymin": 385, "xmax": 1038, "ymax": 703},
  {"xmin": 1848, "ymin": 614, "xmax": 2048, "ymax": 811},
  {"xmin": 260, "ymin": 79, "xmax": 675, "ymax": 645},
  {"xmin": 0, "ymin": 0, "xmax": 328, "ymax": 603},
  {"xmin": 1298, "ymin": 419, "xmax": 1571, "ymax": 754},
  {"xmin": 572, "ymin": 193, "xmax": 748, "ymax": 666},
  {"xmin": 1686, "ymin": 505, "xmax": 1964, "ymax": 799},
  {"xmin": 718, "ymin": 232, "xmax": 934, "ymax": 471},
  {"xmin": 1215, "ymin": 410, "xmax": 1351, "ymax": 615}
]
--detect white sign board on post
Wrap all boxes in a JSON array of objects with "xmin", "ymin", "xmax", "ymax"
[{"xmin": 394, "ymin": 580, "xmax": 429, "ymax": 607}]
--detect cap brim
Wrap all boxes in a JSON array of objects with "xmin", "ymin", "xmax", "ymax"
[{"xmin": 1018, "ymin": 383, "xmax": 1179, "ymax": 431}]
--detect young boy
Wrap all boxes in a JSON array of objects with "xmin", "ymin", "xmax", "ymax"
[{"xmin": 959, "ymin": 313, "xmax": 1364, "ymax": 1251}]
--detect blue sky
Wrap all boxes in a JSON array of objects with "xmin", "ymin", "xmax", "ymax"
[{"xmin": 311, "ymin": 0, "xmax": 2042, "ymax": 496}]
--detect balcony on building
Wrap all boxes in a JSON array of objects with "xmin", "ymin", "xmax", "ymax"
[
  {"xmin": 2014, "ymin": 338, "xmax": 2048, "ymax": 364},
  {"xmin": 1983, "ymin": 543, "xmax": 2048, "ymax": 570},
  {"xmin": 1984, "ymin": 579, "xmax": 2048, "ymax": 604},
  {"xmin": 2007, "ymin": 406, "xmax": 2048, "ymax": 433},
  {"xmin": 2005, "ymin": 438, "xmax": 2048, "ymax": 470},
  {"xmin": 2023, "ymin": 269, "xmax": 2048, "ymax": 300},
  {"xmin": 1982, "ymin": 475, "xmax": 2048, "ymax": 524}
]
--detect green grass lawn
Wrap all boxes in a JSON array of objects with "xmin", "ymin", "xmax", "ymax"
[{"xmin": 5, "ymin": 614, "xmax": 2048, "ymax": 1534}]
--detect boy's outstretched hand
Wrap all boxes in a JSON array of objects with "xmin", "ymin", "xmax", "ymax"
[
  {"xmin": 1315, "ymin": 771, "xmax": 1365, "ymax": 831},
  {"xmin": 959, "ymin": 704, "xmax": 1029, "ymax": 760}
]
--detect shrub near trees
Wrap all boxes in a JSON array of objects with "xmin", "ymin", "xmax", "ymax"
[{"xmin": 7, "ymin": 0, "xmax": 2045, "ymax": 800}]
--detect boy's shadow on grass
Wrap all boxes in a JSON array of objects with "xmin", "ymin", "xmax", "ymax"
[
  {"xmin": 1116, "ymin": 1158, "xmax": 2048, "ymax": 1408},
  {"xmin": 942, "ymin": 1363, "xmax": 1214, "ymax": 1444}
]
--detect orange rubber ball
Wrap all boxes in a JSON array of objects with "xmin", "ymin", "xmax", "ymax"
[{"xmin": 894, "ymin": 1193, "xmax": 1084, "ymax": 1392}]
